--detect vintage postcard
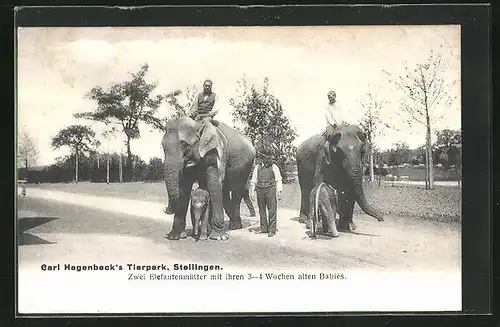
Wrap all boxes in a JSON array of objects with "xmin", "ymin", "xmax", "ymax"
[{"xmin": 16, "ymin": 23, "xmax": 462, "ymax": 314}]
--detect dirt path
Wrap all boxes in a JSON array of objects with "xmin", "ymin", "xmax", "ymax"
[{"xmin": 18, "ymin": 188, "xmax": 461, "ymax": 272}]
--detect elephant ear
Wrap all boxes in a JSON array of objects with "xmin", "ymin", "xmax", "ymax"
[
  {"xmin": 355, "ymin": 131, "xmax": 367, "ymax": 157},
  {"xmin": 198, "ymin": 123, "xmax": 219, "ymax": 158},
  {"xmin": 355, "ymin": 131, "xmax": 366, "ymax": 144},
  {"xmin": 324, "ymin": 132, "xmax": 342, "ymax": 165},
  {"xmin": 324, "ymin": 141, "xmax": 332, "ymax": 165}
]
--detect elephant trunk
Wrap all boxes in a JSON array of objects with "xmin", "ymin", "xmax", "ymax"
[
  {"xmin": 343, "ymin": 156, "xmax": 384, "ymax": 222},
  {"xmin": 164, "ymin": 160, "xmax": 182, "ymax": 214}
]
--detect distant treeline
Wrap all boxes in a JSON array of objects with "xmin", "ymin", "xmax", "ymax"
[{"xmin": 18, "ymin": 152, "xmax": 164, "ymax": 184}]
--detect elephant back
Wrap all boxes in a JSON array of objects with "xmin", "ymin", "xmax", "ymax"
[
  {"xmin": 298, "ymin": 124, "xmax": 363, "ymax": 153},
  {"xmin": 332, "ymin": 124, "xmax": 364, "ymax": 136}
]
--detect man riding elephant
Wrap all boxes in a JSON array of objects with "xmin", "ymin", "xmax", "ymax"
[
  {"xmin": 193, "ymin": 79, "xmax": 219, "ymax": 127},
  {"xmin": 324, "ymin": 90, "xmax": 349, "ymax": 155}
]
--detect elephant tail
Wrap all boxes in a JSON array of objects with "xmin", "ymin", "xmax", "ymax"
[{"xmin": 313, "ymin": 182, "xmax": 325, "ymax": 238}]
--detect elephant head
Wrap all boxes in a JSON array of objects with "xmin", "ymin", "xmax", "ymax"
[
  {"xmin": 323, "ymin": 125, "xmax": 384, "ymax": 222},
  {"xmin": 162, "ymin": 117, "xmax": 222, "ymax": 214}
]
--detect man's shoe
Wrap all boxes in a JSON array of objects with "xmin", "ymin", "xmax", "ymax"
[{"xmin": 268, "ymin": 232, "xmax": 275, "ymax": 237}]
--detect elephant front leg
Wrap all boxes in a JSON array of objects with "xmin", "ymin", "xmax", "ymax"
[
  {"xmin": 336, "ymin": 190, "xmax": 356, "ymax": 232},
  {"xmin": 165, "ymin": 178, "xmax": 193, "ymax": 240},
  {"xmin": 206, "ymin": 165, "xmax": 229, "ymax": 241},
  {"xmin": 346, "ymin": 196, "xmax": 356, "ymax": 231},
  {"xmin": 336, "ymin": 190, "xmax": 350, "ymax": 232}
]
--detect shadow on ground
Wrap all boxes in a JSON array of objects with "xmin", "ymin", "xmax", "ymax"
[
  {"xmin": 18, "ymin": 217, "xmax": 58, "ymax": 246},
  {"xmin": 19, "ymin": 197, "xmax": 390, "ymax": 269},
  {"xmin": 289, "ymin": 216, "xmax": 380, "ymax": 237}
]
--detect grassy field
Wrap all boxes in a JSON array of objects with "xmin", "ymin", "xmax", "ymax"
[
  {"xmin": 28, "ymin": 179, "xmax": 461, "ymax": 224},
  {"xmin": 384, "ymin": 166, "xmax": 461, "ymax": 181}
]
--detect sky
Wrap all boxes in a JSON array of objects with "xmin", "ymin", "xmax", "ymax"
[{"xmin": 17, "ymin": 25, "xmax": 461, "ymax": 166}]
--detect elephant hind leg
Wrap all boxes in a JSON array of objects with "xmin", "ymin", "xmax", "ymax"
[
  {"xmin": 223, "ymin": 189, "xmax": 233, "ymax": 221},
  {"xmin": 228, "ymin": 189, "xmax": 244, "ymax": 230},
  {"xmin": 319, "ymin": 201, "xmax": 339, "ymax": 238},
  {"xmin": 306, "ymin": 186, "xmax": 316, "ymax": 231},
  {"xmin": 299, "ymin": 184, "xmax": 312, "ymax": 224}
]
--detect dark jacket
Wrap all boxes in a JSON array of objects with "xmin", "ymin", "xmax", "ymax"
[{"xmin": 195, "ymin": 92, "xmax": 216, "ymax": 118}]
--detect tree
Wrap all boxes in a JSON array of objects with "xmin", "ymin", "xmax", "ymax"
[
  {"xmin": 145, "ymin": 157, "xmax": 164, "ymax": 181},
  {"xmin": 388, "ymin": 142, "xmax": 410, "ymax": 167},
  {"xmin": 164, "ymin": 84, "xmax": 200, "ymax": 120},
  {"xmin": 75, "ymin": 63, "xmax": 164, "ymax": 182},
  {"xmin": 409, "ymin": 145, "xmax": 426, "ymax": 165},
  {"xmin": 384, "ymin": 48, "xmax": 457, "ymax": 190},
  {"xmin": 17, "ymin": 127, "xmax": 39, "ymax": 180},
  {"xmin": 230, "ymin": 77, "xmax": 298, "ymax": 179},
  {"xmin": 433, "ymin": 128, "xmax": 461, "ymax": 169},
  {"xmin": 358, "ymin": 88, "xmax": 393, "ymax": 183},
  {"xmin": 456, "ymin": 143, "xmax": 462, "ymax": 187},
  {"xmin": 51, "ymin": 125, "xmax": 97, "ymax": 183}
]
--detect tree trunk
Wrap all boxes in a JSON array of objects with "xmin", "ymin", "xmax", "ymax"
[
  {"xmin": 425, "ymin": 114, "xmax": 434, "ymax": 190},
  {"xmin": 25, "ymin": 159, "xmax": 28, "ymax": 181},
  {"xmin": 126, "ymin": 137, "xmax": 132, "ymax": 182},
  {"xmin": 119, "ymin": 152, "xmax": 123, "ymax": 183},
  {"xmin": 106, "ymin": 151, "xmax": 110, "ymax": 185},
  {"xmin": 132, "ymin": 156, "xmax": 136, "ymax": 182},
  {"xmin": 75, "ymin": 148, "xmax": 79, "ymax": 184},
  {"xmin": 424, "ymin": 144, "xmax": 429, "ymax": 189},
  {"xmin": 369, "ymin": 147, "xmax": 374, "ymax": 183},
  {"xmin": 97, "ymin": 152, "xmax": 100, "ymax": 169}
]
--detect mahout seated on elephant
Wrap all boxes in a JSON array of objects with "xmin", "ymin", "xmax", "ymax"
[
  {"xmin": 161, "ymin": 115, "xmax": 256, "ymax": 241},
  {"xmin": 192, "ymin": 79, "xmax": 220, "ymax": 127},
  {"xmin": 190, "ymin": 187, "xmax": 212, "ymax": 241},
  {"xmin": 296, "ymin": 124, "xmax": 384, "ymax": 232},
  {"xmin": 308, "ymin": 181, "xmax": 340, "ymax": 239}
]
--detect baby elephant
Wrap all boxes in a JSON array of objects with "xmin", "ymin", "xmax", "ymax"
[
  {"xmin": 308, "ymin": 182, "xmax": 340, "ymax": 239},
  {"xmin": 190, "ymin": 187, "xmax": 212, "ymax": 241}
]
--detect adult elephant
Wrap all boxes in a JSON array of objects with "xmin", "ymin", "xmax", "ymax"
[
  {"xmin": 296, "ymin": 124, "xmax": 384, "ymax": 231},
  {"xmin": 162, "ymin": 116, "xmax": 256, "ymax": 241}
]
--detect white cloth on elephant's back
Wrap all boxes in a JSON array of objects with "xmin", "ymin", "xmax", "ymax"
[
  {"xmin": 197, "ymin": 121, "xmax": 227, "ymax": 183},
  {"xmin": 198, "ymin": 122, "xmax": 219, "ymax": 158},
  {"xmin": 215, "ymin": 127, "xmax": 227, "ymax": 184}
]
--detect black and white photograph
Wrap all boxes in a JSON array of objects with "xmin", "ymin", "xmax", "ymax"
[{"xmin": 16, "ymin": 21, "xmax": 463, "ymax": 314}]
